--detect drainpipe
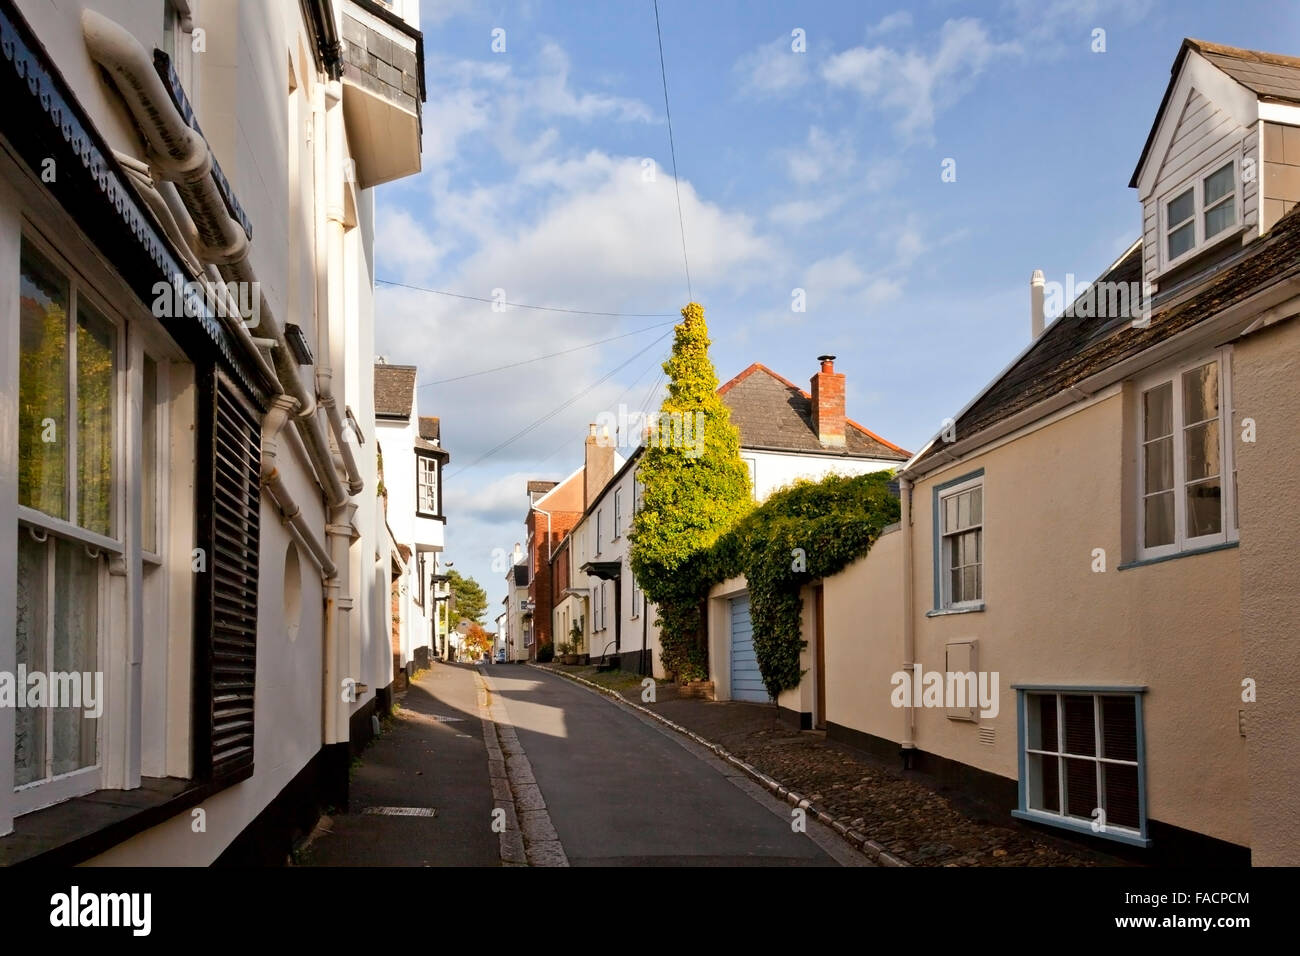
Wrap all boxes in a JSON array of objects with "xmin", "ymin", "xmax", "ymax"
[
  {"xmin": 325, "ymin": 501, "xmax": 358, "ymax": 745},
  {"xmin": 900, "ymin": 476, "xmax": 916, "ymax": 766},
  {"xmin": 81, "ymin": 10, "xmax": 343, "ymax": 509},
  {"xmin": 262, "ymin": 396, "xmax": 337, "ymax": 580}
]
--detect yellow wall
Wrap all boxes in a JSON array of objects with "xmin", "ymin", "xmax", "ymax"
[
  {"xmin": 824, "ymin": 391, "xmax": 1249, "ymax": 847},
  {"xmin": 1233, "ymin": 317, "xmax": 1300, "ymax": 864}
]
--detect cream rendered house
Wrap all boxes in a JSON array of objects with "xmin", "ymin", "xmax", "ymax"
[
  {"xmin": 0, "ymin": 0, "xmax": 426, "ymax": 863},
  {"xmin": 820, "ymin": 39, "xmax": 1300, "ymax": 865}
]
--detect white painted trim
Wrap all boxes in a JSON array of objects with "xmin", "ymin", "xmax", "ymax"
[
  {"xmin": 1155, "ymin": 147, "xmax": 1245, "ymax": 275},
  {"xmin": 1258, "ymin": 102, "xmax": 1300, "ymax": 124}
]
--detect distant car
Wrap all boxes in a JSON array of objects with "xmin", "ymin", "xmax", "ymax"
[{"xmin": 494, "ymin": 649, "xmax": 506, "ymax": 663}]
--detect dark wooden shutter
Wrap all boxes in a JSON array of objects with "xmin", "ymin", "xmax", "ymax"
[{"xmin": 194, "ymin": 366, "xmax": 261, "ymax": 782}]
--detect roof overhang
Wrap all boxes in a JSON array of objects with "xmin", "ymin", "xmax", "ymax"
[{"xmin": 580, "ymin": 561, "xmax": 621, "ymax": 581}]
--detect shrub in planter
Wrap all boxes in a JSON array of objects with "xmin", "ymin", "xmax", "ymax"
[{"xmin": 537, "ymin": 643, "xmax": 554, "ymax": 663}]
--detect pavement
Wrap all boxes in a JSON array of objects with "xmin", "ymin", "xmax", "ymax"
[
  {"xmin": 304, "ymin": 661, "xmax": 499, "ymax": 866},
  {"xmin": 304, "ymin": 660, "xmax": 866, "ymax": 867}
]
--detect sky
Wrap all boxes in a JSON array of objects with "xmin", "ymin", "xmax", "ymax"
[{"xmin": 372, "ymin": 0, "xmax": 1300, "ymax": 613}]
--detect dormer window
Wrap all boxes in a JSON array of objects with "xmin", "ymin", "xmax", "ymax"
[{"xmin": 1161, "ymin": 158, "xmax": 1239, "ymax": 270}]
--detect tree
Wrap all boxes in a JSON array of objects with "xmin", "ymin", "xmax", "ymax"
[
  {"xmin": 447, "ymin": 569, "xmax": 488, "ymax": 623},
  {"xmin": 462, "ymin": 622, "xmax": 494, "ymax": 662},
  {"xmin": 629, "ymin": 303, "xmax": 752, "ymax": 681}
]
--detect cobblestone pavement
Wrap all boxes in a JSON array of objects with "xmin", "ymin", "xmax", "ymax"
[{"xmin": 539, "ymin": 665, "xmax": 1127, "ymax": 867}]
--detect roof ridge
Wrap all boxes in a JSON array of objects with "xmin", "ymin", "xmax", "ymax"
[{"xmin": 1186, "ymin": 37, "xmax": 1300, "ymax": 71}]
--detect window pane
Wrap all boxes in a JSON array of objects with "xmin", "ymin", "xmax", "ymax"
[
  {"xmin": 1167, "ymin": 188, "xmax": 1194, "ymax": 225},
  {"xmin": 142, "ymin": 357, "xmax": 158, "ymax": 552},
  {"xmin": 15, "ymin": 534, "xmax": 49, "ymax": 786},
  {"xmin": 1063, "ymin": 695, "xmax": 1096, "ymax": 756},
  {"xmin": 948, "ymin": 566, "xmax": 962, "ymax": 605},
  {"xmin": 1144, "ymin": 436, "xmax": 1173, "ymax": 493},
  {"xmin": 969, "ymin": 487, "xmax": 982, "ymax": 525},
  {"xmin": 1204, "ymin": 163, "xmax": 1233, "ymax": 205},
  {"xmin": 943, "ymin": 495, "xmax": 957, "ymax": 533},
  {"xmin": 1167, "ymin": 221, "xmax": 1194, "ymax": 260},
  {"xmin": 961, "ymin": 566, "xmax": 976, "ymax": 603},
  {"xmin": 19, "ymin": 242, "xmax": 70, "ymax": 520},
  {"xmin": 1064, "ymin": 757, "xmax": 1099, "ymax": 820},
  {"xmin": 1182, "ymin": 363, "xmax": 1219, "ymax": 425},
  {"xmin": 1100, "ymin": 695, "xmax": 1138, "ymax": 761},
  {"xmin": 1205, "ymin": 197, "xmax": 1235, "ymax": 238},
  {"xmin": 1028, "ymin": 694, "xmax": 1058, "ymax": 752},
  {"xmin": 52, "ymin": 538, "xmax": 98, "ymax": 775},
  {"xmin": 1028, "ymin": 753, "xmax": 1060, "ymax": 813},
  {"xmin": 1186, "ymin": 479, "xmax": 1222, "ymax": 537},
  {"xmin": 956, "ymin": 491, "xmax": 970, "ymax": 529},
  {"xmin": 1144, "ymin": 491, "xmax": 1174, "ymax": 548},
  {"xmin": 1103, "ymin": 763, "xmax": 1141, "ymax": 830},
  {"xmin": 77, "ymin": 302, "xmax": 116, "ymax": 536},
  {"xmin": 1143, "ymin": 383, "xmax": 1173, "ymax": 439},
  {"xmin": 1184, "ymin": 420, "xmax": 1220, "ymax": 481}
]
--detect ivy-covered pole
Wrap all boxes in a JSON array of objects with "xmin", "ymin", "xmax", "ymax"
[{"xmin": 629, "ymin": 303, "xmax": 752, "ymax": 681}]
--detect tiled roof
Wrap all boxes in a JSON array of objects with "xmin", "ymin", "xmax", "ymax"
[
  {"xmin": 527, "ymin": 480, "xmax": 557, "ymax": 494},
  {"xmin": 911, "ymin": 205, "xmax": 1300, "ymax": 471},
  {"xmin": 418, "ymin": 416, "xmax": 440, "ymax": 441},
  {"xmin": 1190, "ymin": 38, "xmax": 1300, "ymax": 103},
  {"xmin": 374, "ymin": 364, "xmax": 416, "ymax": 418},
  {"xmin": 718, "ymin": 364, "xmax": 909, "ymax": 460}
]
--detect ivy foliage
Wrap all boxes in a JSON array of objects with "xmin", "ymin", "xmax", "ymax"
[
  {"xmin": 705, "ymin": 472, "xmax": 900, "ymax": 699},
  {"xmin": 629, "ymin": 303, "xmax": 752, "ymax": 681}
]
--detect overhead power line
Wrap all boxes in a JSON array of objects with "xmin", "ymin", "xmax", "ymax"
[
  {"xmin": 418, "ymin": 321, "xmax": 675, "ymax": 388},
  {"xmin": 376, "ymin": 277, "xmax": 677, "ymax": 318},
  {"xmin": 653, "ymin": 0, "xmax": 693, "ymax": 303},
  {"xmin": 445, "ymin": 330, "xmax": 674, "ymax": 477}
]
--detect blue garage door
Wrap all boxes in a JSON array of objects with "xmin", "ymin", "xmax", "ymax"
[{"xmin": 730, "ymin": 595, "xmax": 769, "ymax": 703}]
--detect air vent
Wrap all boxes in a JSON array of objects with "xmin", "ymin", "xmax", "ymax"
[{"xmin": 977, "ymin": 726, "xmax": 996, "ymax": 746}]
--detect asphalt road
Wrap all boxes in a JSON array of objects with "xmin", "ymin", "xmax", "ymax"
[{"xmin": 483, "ymin": 663, "xmax": 865, "ymax": 867}]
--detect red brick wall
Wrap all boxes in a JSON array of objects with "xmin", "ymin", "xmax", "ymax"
[
  {"xmin": 811, "ymin": 358, "xmax": 846, "ymax": 446},
  {"xmin": 526, "ymin": 507, "xmax": 580, "ymax": 657}
]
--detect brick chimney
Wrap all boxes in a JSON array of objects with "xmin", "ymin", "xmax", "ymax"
[
  {"xmin": 584, "ymin": 423, "xmax": 615, "ymax": 508},
  {"xmin": 810, "ymin": 355, "xmax": 846, "ymax": 447}
]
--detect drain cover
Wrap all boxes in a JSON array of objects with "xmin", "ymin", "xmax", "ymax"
[
  {"xmin": 362, "ymin": 807, "xmax": 438, "ymax": 817},
  {"xmin": 432, "ymin": 715, "xmax": 465, "ymax": 722}
]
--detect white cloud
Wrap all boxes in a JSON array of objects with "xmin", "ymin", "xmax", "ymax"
[
  {"xmin": 733, "ymin": 33, "xmax": 813, "ymax": 97},
  {"xmin": 822, "ymin": 19, "xmax": 1020, "ymax": 142},
  {"xmin": 804, "ymin": 252, "xmax": 865, "ymax": 293},
  {"xmin": 769, "ymin": 195, "xmax": 845, "ymax": 228},
  {"xmin": 375, "ymin": 208, "xmax": 447, "ymax": 282},
  {"xmin": 867, "ymin": 11, "xmax": 912, "ymax": 37},
  {"xmin": 783, "ymin": 126, "xmax": 858, "ymax": 185}
]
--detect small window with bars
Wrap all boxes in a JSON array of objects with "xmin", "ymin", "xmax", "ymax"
[{"xmin": 1018, "ymin": 690, "xmax": 1148, "ymax": 845}]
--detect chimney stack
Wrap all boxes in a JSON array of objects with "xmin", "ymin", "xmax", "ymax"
[
  {"xmin": 1031, "ymin": 270, "xmax": 1045, "ymax": 340},
  {"xmin": 810, "ymin": 355, "xmax": 846, "ymax": 447},
  {"xmin": 512, "ymin": 542, "xmax": 522, "ymax": 566},
  {"xmin": 584, "ymin": 423, "xmax": 615, "ymax": 508}
]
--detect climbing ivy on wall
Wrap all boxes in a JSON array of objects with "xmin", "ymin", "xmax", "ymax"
[{"xmin": 704, "ymin": 472, "xmax": 900, "ymax": 698}]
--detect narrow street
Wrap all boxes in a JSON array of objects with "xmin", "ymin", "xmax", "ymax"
[{"xmin": 308, "ymin": 661, "xmax": 866, "ymax": 867}]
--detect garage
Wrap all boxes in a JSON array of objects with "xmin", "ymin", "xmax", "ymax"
[{"xmin": 729, "ymin": 595, "xmax": 770, "ymax": 702}]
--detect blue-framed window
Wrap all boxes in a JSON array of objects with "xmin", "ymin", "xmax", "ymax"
[
  {"xmin": 931, "ymin": 469, "xmax": 984, "ymax": 612},
  {"xmin": 1012, "ymin": 686, "xmax": 1151, "ymax": 847}
]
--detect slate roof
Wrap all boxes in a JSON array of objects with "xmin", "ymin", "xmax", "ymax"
[
  {"xmin": 513, "ymin": 564, "xmax": 528, "ymax": 586},
  {"xmin": 718, "ymin": 364, "xmax": 909, "ymax": 460},
  {"xmin": 910, "ymin": 205, "xmax": 1300, "ymax": 471},
  {"xmin": 419, "ymin": 416, "xmax": 440, "ymax": 441},
  {"xmin": 374, "ymin": 363, "xmax": 417, "ymax": 418},
  {"xmin": 1131, "ymin": 39, "xmax": 1300, "ymax": 187}
]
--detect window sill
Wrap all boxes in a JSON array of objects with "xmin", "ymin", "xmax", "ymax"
[
  {"xmin": 1011, "ymin": 809, "xmax": 1152, "ymax": 848},
  {"xmin": 415, "ymin": 512, "xmax": 447, "ymax": 523},
  {"xmin": 926, "ymin": 603, "xmax": 985, "ymax": 617},
  {"xmin": 0, "ymin": 769, "xmax": 250, "ymax": 866},
  {"xmin": 1118, "ymin": 539, "xmax": 1238, "ymax": 571}
]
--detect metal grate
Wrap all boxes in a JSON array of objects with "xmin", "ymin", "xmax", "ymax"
[
  {"xmin": 977, "ymin": 726, "xmax": 996, "ymax": 746},
  {"xmin": 362, "ymin": 807, "xmax": 438, "ymax": 817}
]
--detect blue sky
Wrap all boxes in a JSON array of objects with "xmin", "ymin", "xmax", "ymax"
[{"xmin": 373, "ymin": 0, "xmax": 1300, "ymax": 612}]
